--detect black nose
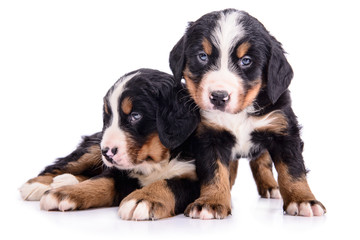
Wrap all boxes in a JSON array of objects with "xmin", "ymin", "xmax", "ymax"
[
  {"xmin": 111, "ymin": 147, "xmax": 118, "ymax": 155},
  {"xmin": 101, "ymin": 147, "xmax": 118, "ymax": 162},
  {"xmin": 210, "ymin": 91, "xmax": 230, "ymax": 108}
]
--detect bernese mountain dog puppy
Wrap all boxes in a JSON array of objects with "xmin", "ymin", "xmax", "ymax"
[
  {"xmin": 169, "ymin": 9, "xmax": 326, "ymax": 218},
  {"xmin": 19, "ymin": 69, "xmax": 200, "ymax": 220}
]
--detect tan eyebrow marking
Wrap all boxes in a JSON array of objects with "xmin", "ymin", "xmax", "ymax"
[
  {"xmin": 237, "ymin": 42, "xmax": 251, "ymax": 58},
  {"xmin": 202, "ymin": 38, "xmax": 212, "ymax": 55}
]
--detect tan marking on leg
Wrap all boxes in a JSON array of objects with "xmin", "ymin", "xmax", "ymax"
[
  {"xmin": 74, "ymin": 175, "xmax": 89, "ymax": 182},
  {"xmin": 65, "ymin": 145, "xmax": 103, "ymax": 175},
  {"xmin": 28, "ymin": 174, "xmax": 88, "ymax": 185},
  {"xmin": 120, "ymin": 180, "xmax": 176, "ymax": 220},
  {"xmin": 229, "ymin": 160, "xmax": 239, "ymax": 189},
  {"xmin": 237, "ymin": 42, "xmax": 251, "ymax": 59},
  {"xmin": 275, "ymin": 162, "xmax": 326, "ymax": 215},
  {"xmin": 42, "ymin": 177, "xmax": 116, "ymax": 210},
  {"xmin": 121, "ymin": 97, "xmax": 132, "ymax": 115},
  {"xmin": 185, "ymin": 160, "xmax": 231, "ymax": 219},
  {"xmin": 202, "ymin": 38, "xmax": 212, "ymax": 55},
  {"xmin": 250, "ymin": 151, "xmax": 279, "ymax": 198},
  {"xmin": 275, "ymin": 162, "xmax": 315, "ymax": 207},
  {"xmin": 27, "ymin": 174, "xmax": 55, "ymax": 185}
]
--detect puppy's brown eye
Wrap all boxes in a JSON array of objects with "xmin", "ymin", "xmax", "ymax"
[
  {"xmin": 129, "ymin": 112, "xmax": 142, "ymax": 124},
  {"xmin": 240, "ymin": 56, "xmax": 252, "ymax": 67}
]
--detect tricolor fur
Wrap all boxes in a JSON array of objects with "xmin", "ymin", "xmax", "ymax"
[
  {"xmin": 20, "ymin": 69, "xmax": 201, "ymax": 220},
  {"xmin": 169, "ymin": 9, "xmax": 326, "ymax": 218}
]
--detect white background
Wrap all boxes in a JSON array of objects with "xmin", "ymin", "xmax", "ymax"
[{"xmin": 1, "ymin": 0, "xmax": 359, "ymax": 239}]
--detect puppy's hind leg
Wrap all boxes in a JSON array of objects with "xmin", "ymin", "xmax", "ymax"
[
  {"xmin": 19, "ymin": 132, "xmax": 103, "ymax": 201},
  {"xmin": 250, "ymin": 150, "xmax": 281, "ymax": 199}
]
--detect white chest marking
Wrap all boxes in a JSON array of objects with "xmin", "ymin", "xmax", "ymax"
[
  {"xmin": 130, "ymin": 159, "xmax": 196, "ymax": 187},
  {"xmin": 201, "ymin": 108, "xmax": 278, "ymax": 158}
]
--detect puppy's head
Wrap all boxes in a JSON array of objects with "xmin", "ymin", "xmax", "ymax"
[
  {"xmin": 100, "ymin": 69, "xmax": 199, "ymax": 171},
  {"xmin": 170, "ymin": 9, "xmax": 293, "ymax": 114}
]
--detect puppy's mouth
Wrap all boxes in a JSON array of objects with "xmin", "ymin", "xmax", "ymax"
[
  {"xmin": 102, "ymin": 155, "xmax": 134, "ymax": 170},
  {"xmin": 208, "ymin": 105, "xmax": 241, "ymax": 114},
  {"xmin": 201, "ymin": 97, "xmax": 242, "ymax": 114}
]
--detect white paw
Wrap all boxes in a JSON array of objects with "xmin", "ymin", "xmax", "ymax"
[
  {"xmin": 264, "ymin": 188, "xmax": 281, "ymax": 199},
  {"xmin": 40, "ymin": 193, "xmax": 60, "ymax": 210},
  {"xmin": 270, "ymin": 188, "xmax": 281, "ymax": 199},
  {"xmin": 188, "ymin": 207, "xmax": 200, "ymax": 219},
  {"xmin": 19, "ymin": 182, "xmax": 51, "ymax": 201},
  {"xmin": 199, "ymin": 208, "xmax": 215, "ymax": 220},
  {"xmin": 189, "ymin": 208, "xmax": 222, "ymax": 220},
  {"xmin": 58, "ymin": 199, "xmax": 76, "ymax": 211},
  {"xmin": 186, "ymin": 202, "xmax": 230, "ymax": 220},
  {"xmin": 132, "ymin": 202, "xmax": 151, "ymax": 220},
  {"xmin": 118, "ymin": 200, "xmax": 152, "ymax": 221},
  {"xmin": 286, "ymin": 202, "xmax": 325, "ymax": 217},
  {"xmin": 50, "ymin": 174, "xmax": 79, "ymax": 189},
  {"xmin": 118, "ymin": 199, "xmax": 137, "ymax": 220},
  {"xmin": 40, "ymin": 193, "xmax": 76, "ymax": 211}
]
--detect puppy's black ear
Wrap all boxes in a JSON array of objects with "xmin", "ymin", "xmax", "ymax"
[
  {"xmin": 169, "ymin": 36, "xmax": 186, "ymax": 83},
  {"xmin": 157, "ymin": 85, "xmax": 199, "ymax": 149},
  {"xmin": 267, "ymin": 37, "xmax": 294, "ymax": 104}
]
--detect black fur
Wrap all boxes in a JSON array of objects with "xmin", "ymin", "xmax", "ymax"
[
  {"xmin": 95, "ymin": 168, "xmax": 141, "ymax": 206},
  {"xmin": 266, "ymin": 37, "xmax": 294, "ymax": 104},
  {"xmin": 168, "ymin": 9, "xmax": 324, "ymax": 217},
  {"xmin": 25, "ymin": 69, "xmax": 201, "ymax": 217},
  {"xmin": 156, "ymin": 82, "xmax": 200, "ymax": 149},
  {"xmin": 166, "ymin": 178, "xmax": 200, "ymax": 214},
  {"xmin": 103, "ymin": 69, "xmax": 199, "ymax": 150},
  {"xmin": 39, "ymin": 132, "xmax": 103, "ymax": 178},
  {"xmin": 169, "ymin": 9, "xmax": 305, "ymax": 181},
  {"xmin": 192, "ymin": 125, "xmax": 236, "ymax": 184}
]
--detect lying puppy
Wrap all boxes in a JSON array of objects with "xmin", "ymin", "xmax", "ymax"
[
  {"xmin": 169, "ymin": 9, "xmax": 326, "ymax": 218},
  {"xmin": 20, "ymin": 69, "xmax": 200, "ymax": 220}
]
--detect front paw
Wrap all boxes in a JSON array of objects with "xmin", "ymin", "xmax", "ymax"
[
  {"xmin": 285, "ymin": 200, "xmax": 326, "ymax": 217},
  {"xmin": 40, "ymin": 187, "xmax": 79, "ymax": 211},
  {"xmin": 184, "ymin": 197, "xmax": 231, "ymax": 220},
  {"xmin": 119, "ymin": 190, "xmax": 174, "ymax": 221}
]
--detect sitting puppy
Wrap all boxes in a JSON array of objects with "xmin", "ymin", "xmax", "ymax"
[
  {"xmin": 169, "ymin": 9, "xmax": 326, "ymax": 218},
  {"xmin": 20, "ymin": 69, "xmax": 200, "ymax": 220}
]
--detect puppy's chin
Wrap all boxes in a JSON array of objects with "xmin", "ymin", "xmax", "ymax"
[{"xmin": 207, "ymin": 107, "xmax": 243, "ymax": 115}]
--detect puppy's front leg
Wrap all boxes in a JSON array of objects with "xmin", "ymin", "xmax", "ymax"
[
  {"xmin": 184, "ymin": 124, "xmax": 235, "ymax": 220},
  {"xmin": 185, "ymin": 160, "xmax": 232, "ymax": 220},
  {"xmin": 274, "ymin": 161, "xmax": 326, "ymax": 217},
  {"xmin": 265, "ymin": 131, "xmax": 326, "ymax": 216},
  {"xmin": 119, "ymin": 178, "xmax": 199, "ymax": 221}
]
